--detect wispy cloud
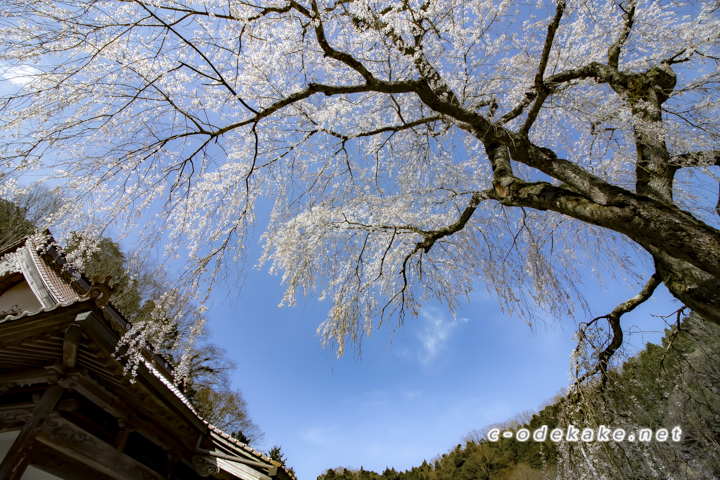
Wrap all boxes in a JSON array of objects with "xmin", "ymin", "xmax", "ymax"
[
  {"xmin": 299, "ymin": 426, "xmax": 340, "ymax": 446},
  {"xmin": 2, "ymin": 65, "xmax": 40, "ymax": 85},
  {"xmin": 404, "ymin": 390, "xmax": 422, "ymax": 400},
  {"xmin": 416, "ymin": 307, "xmax": 468, "ymax": 364}
]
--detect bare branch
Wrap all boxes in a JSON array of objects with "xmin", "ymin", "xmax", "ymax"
[
  {"xmin": 535, "ymin": 0, "xmax": 566, "ymax": 89},
  {"xmin": 607, "ymin": 0, "xmax": 636, "ymax": 69},
  {"xmin": 309, "ymin": 0, "xmax": 376, "ymax": 84},
  {"xmin": 134, "ymin": 0, "xmax": 259, "ymax": 114},
  {"xmin": 319, "ymin": 115, "xmax": 443, "ymax": 141},
  {"xmin": 574, "ymin": 273, "xmax": 661, "ymax": 388},
  {"xmin": 669, "ymin": 151, "xmax": 720, "ymax": 168},
  {"xmin": 519, "ymin": 0, "xmax": 566, "ymax": 134},
  {"xmin": 498, "ymin": 92, "xmax": 536, "ymax": 125},
  {"xmin": 414, "ymin": 192, "xmax": 489, "ymax": 253},
  {"xmin": 659, "ymin": 307, "xmax": 688, "ymax": 370},
  {"xmin": 597, "ymin": 273, "xmax": 661, "ymax": 369},
  {"xmin": 212, "ymin": 79, "xmax": 420, "ymax": 136}
]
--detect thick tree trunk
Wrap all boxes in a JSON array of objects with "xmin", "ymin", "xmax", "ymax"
[
  {"xmin": 490, "ymin": 179, "xmax": 720, "ymax": 276},
  {"xmin": 650, "ymin": 247, "xmax": 720, "ymax": 325},
  {"xmin": 427, "ymin": 61, "xmax": 720, "ymax": 326},
  {"xmin": 489, "ymin": 177, "xmax": 720, "ymax": 323}
]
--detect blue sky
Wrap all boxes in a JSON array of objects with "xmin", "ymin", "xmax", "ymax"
[
  {"xmin": 0, "ymin": 42, "xmax": 702, "ymax": 480},
  {"xmin": 203, "ymin": 239, "xmax": 678, "ymax": 480}
]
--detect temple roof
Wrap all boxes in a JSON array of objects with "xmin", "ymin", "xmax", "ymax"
[{"xmin": 0, "ymin": 233, "xmax": 291, "ymax": 480}]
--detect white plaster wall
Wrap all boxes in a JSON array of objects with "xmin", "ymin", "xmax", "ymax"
[{"xmin": 0, "ymin": 281, "xmax": 43, "ymax": 315}]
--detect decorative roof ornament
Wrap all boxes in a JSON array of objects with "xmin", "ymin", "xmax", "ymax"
[
  {"xmin": 85, "ymin": 274, "xmax": 119, "ymax": 308},
  {"xmin": 192, "ymin": 456, "xmax": 221, "ymax": 477}
]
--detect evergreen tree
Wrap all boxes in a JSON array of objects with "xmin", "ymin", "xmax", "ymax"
[
  {"xmin": 0, "ymin": 198, "xmax": 34, "ymax": 249},
  {"xmin": 268, "ymin": 445, "xmax": 296, "ymax": 478},
  {"xmin": 559, "ymin": 312, "xmax": 720, "ymax": 478},
  {"xmin": 358, "ymin": 466, "xmax": 371, "ymax": 480},
  {"xmin": 268, "ymin": 445, "xmax": 287, "ymax": 466},
  {"xmin": 0, "ymin": 186, "xmax": 63, "ymax": 250}
]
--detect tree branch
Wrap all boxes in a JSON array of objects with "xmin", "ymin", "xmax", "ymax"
[
  {"xmin": 133, "ymin": 0, "xmax": 259, "ymax": 114},
  {"xmin": 659, "ymin": 307, "xmax": 687, "ymax": 370},
  {"xmin": 414, "ymin": 192, "xmax": 489, "ymax": 253},
  {"xmin": 340, "ymin": 1, "xmax": 462, "ymax": 107},
  {"xmin": 487, "ymin": 178, "xmax": 720, "ymax": 281},
  {"xmin": 535, "ymin": 0, "xmax": 566, "ymax": 90},
  {"xmin": 574, "ymin": 273, "xmax": 661, "ymax": 388},
  {"xmin": 669, "ymin": 151, "xmax": 720, "ymax": 168},
  {"xmin": 546, "ymin": 62, "xmax": 630, "ymax": 90},
  {"xmin": 519, "ymin": 0, "xmax": 565, "ymax": 135},
  {"xmin": 597, "ymin": 272, "xmax": 660, "ymax": 370},
  {"xmin": 607, "ymin": 0, "xmax": 636, "ymax": 69},
  {"xmin": 498, "ymin": 92, "xmax": 536, "ymax": 125},
  {"xmin": 319, "ymin": 115, "xmax": 443, "ymax": 141},
  {"xmin": 310, "ymin": 0, "xmax": 377, "ymax": 84},
  {"xmin": 485, "ymin": 142, "xmax": 515, "ymax": 194},
  {"xmin": 212, "ymin": 79, "xmax": 419, "ymax": 136}
]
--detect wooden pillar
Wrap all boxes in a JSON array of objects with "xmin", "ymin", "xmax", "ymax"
[
  {"xmin": 0, "ymin": 385, "xmax": 63, "ymax": 480},
  {"xmin": 166, "ymin": 454, "xmax": 178, "ymax": 480},
  {"xmin": 113, "ymin": 427, "xmax": 132, "ymax": 451},
  {"xmin": 63, "ymin": 323, "xmax": 83, "ymax": 368}
]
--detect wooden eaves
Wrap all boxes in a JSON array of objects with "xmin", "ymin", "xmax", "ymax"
[{"xmin": 0, "ymin": 235, "xmax": 294, "ymax": 480}]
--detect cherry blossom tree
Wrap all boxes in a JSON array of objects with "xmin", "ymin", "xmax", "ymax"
[{"xmin": 1, "ymin": 0, "xmax": 719, "ymax": 367}]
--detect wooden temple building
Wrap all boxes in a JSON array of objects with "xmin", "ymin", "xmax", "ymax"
[{"xmin": 0, "ymin": 234, "xmax": 291, "ymax": 480}]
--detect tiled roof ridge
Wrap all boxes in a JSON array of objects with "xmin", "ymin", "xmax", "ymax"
[
  {"xmin": 208, "ymin": 423, "xmax": 270, "ymax": 460},
  {"xmin": 34, "ymin": 234, "xmax": 93, "ymax": 295},
  {"xmin": 25, "ymin": 235, "xmax": 80, "ymax": 304},
  {"xmin": 206, "ymin": 424, "xmax": 297, "ymax": 479},
  {"xmin": 30, "ymin": 234, "xmax": 177, "ymax": 378},
  {"xmin": 147, "ymin": 363, "xmax": 297, "ymax": 479}
]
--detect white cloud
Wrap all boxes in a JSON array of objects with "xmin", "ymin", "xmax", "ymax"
[
  {"xmin": 415, "ymin": 307, "xmax": 466, "ymax": 364},
  {"xmin": 404, "ymin": 390, "xmax": 422, "ymax": 400},
  {"xmin": 298, "ymin": 426, "xmax": 340, "ymax": 446},
  {"xmin": 2, "ymin": 65, "xmax": 41, "ymax": 86}
]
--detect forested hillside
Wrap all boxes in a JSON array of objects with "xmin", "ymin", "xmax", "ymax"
[{"xmin": 318, "ymin": 312, "xmax": 720, "ymax": 479}]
